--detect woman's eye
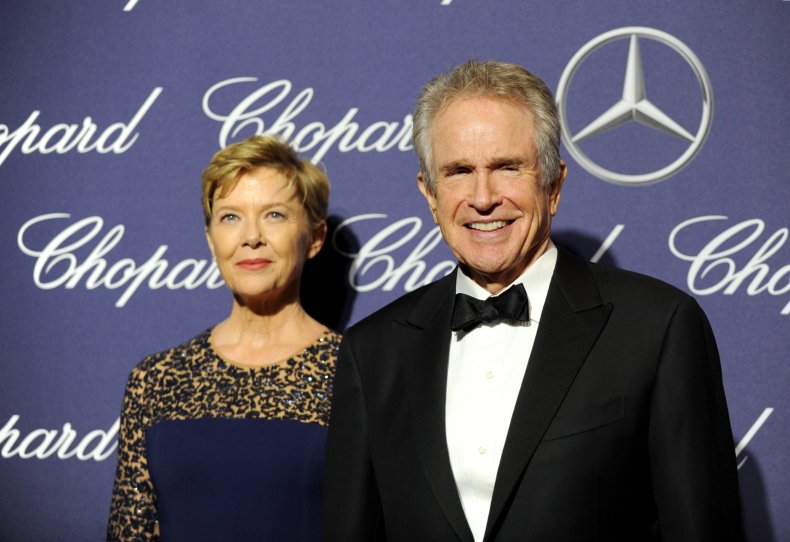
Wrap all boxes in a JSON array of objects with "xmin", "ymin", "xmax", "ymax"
[
  {"xmin": 219, "ymin": 213, "xmax": 238, "ymax": 222},
  {"xmin": 268, "ymin": 211, "xmax": 285, "ymax": 220}
]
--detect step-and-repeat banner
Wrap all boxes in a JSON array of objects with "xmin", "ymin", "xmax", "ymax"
[{"xmin": 1, "ymin": 1, "xmax": 787, "ymax": 540}]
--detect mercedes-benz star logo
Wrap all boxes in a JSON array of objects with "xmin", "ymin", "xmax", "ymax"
[{"xmin": 556, "ymin": 27, "xmax": 714, "ymax": 186}]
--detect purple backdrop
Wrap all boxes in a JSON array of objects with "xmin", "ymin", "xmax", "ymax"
[{"xmin": 1, "ymin": 1, "xmax": 788, "ymax": 540}]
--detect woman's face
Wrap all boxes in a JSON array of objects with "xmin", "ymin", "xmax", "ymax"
[{"xmin": 205, "ymin": 167, "xmax": 324, "ymax": 304}]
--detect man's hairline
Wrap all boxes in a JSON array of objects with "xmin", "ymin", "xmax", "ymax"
[{"xmin": 419, "ymin": 94, "xmax": 550, "ymax": 194}]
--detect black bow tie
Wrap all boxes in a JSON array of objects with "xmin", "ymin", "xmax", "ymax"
[{"xmin": 450, "ymin": 283, "xmax": 530, "ymax": 332}]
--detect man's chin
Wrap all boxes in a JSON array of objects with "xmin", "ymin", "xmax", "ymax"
[{"xmin": 458, "ymin": 262, "xmax": 522, "ymax": 290}]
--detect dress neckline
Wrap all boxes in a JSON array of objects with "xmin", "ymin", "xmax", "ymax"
[{"xmin": 204, "ymin": 328, "xmax": 338, "ymax": 372}]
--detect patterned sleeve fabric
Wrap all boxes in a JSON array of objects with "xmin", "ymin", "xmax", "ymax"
[
  {"xmin": 107, "ymin": 356, "xmax": 160, "ymax": 541},
  {"xmin": 106, "ymin": 329, "xmax": 339, "ymax": 541}
]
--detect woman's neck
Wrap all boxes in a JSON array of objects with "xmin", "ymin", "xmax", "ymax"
[{"xmin": 210, "ymin": 295, "xmax": 326, "ymax": 367}]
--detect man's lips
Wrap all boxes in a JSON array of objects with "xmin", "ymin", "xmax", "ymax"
[
  {"xmin": 236, "ymin": 258, "xmax": 272, "ymax": 270},
  {"xmin": 465, "ymin": 220, "xmax": 512, "ymax": 232}
]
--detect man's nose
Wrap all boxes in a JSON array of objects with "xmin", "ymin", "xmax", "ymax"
[{"xmin": 469, "ymin": 172, "xmax": 501, "ymax": 211}]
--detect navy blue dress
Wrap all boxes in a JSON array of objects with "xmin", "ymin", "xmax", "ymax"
[{"xmin": 108, "ymin": 330, "xmax": 340, "ymax": 541}]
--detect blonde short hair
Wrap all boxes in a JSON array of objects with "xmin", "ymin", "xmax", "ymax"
[{"xmin": 201, "ymin": 136, "xmax": 329, "ymax": 230}]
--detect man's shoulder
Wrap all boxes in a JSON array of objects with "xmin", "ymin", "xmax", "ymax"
[
  {"xmin": 347, "ymin": 271, "xmax": 454, "ymax": 335},
  {"xmin": 559, "ymin": 249, "xmax": 693, "ymax": 308},
  {"xmin": 594, "ymin": 262, "xmax": 685, "ymax": 295}
]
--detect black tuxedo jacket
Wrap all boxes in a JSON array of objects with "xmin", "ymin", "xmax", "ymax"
[{"xmin": 324, "ymin": 249, "xmax": 742, "ymax": 541}]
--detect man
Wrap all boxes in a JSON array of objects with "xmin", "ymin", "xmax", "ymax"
[{"xmin": 324, "ymin": 60, "xmax": 742, "ymax": 541}]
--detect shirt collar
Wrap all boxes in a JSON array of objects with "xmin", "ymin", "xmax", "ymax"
[{"xmin": 454, "ymin": 240, "xmax": 557, "ymax": 324}]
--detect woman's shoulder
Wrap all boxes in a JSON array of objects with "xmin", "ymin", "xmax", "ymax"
[
  {"xmin": 128, "ymin": 329, "xmax": 213, "ymax": 384},
  {"xmin": 315, "ymin": 329, "xmax": 343, "ymax": 351},
  {"xmin": 300, "ymin": 329, "xmax": 342, "ymax": 366}
]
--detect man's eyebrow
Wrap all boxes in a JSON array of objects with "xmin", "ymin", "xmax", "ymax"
[
  {"xmin": 438, "ymin": 156, "xmax": 532, "ymax": 175},
  {"xmin": 438, "ymin": 160, "xmax": 471, "ymax": 175},
  {"xmin": 488, "ymin": 156, "xmax": 527, "ymax": 168}
]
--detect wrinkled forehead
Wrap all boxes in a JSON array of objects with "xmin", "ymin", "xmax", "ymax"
[{"xmin": 430, "ymin": 97, "xmax": 538, "ymax": 161}]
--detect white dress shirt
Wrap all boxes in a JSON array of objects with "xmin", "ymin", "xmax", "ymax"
[{"xmin": 445, "ymin": 241, "xmax": 557, "ymax": 542}]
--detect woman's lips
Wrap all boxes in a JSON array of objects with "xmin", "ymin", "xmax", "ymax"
[{"xmin": 236, "ymin": 259, "xmax": 272, "ymax": 270}]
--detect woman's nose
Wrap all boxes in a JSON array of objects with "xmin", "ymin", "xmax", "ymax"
[{"xmin": 244, "ymin": 223, "xmax": 264, "ymax": 246}]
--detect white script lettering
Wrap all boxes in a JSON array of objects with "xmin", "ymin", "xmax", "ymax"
[
  {"xmin": 17, "ymin": 213, "xmax": 224, "ymax": 307},
  {"xmin": 333, "ymin": 214, "xmax": 455, "ymax": 292},
  {"xmin": 669, "ymin": 216, "xmax": 790, "ymax": 315},
  {"xmin": 202, "ymin": 77, "xmax": 412, "ymax": 163},
  {"xmin": 0, "ymin": 87, "xmax": 162, "ymax": 167},
  {"xmin": 0, "ymin": 415, "xmax": 118, "ymax": 461}
]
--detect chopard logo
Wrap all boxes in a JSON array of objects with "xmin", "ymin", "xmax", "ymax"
[
  {"xmin": 0, "ymin": 88, "xmax": 161, "ymax": 167},
  {"xmin": 556, "ymin": 27, "xmax": 713, "ymax": 185},
  {"xmin": 202, "ymin": 77, "xmax": 413, "ymax": 163},
  {"xmin": 333, "ymin": 214, "xmax": 455, "ymax": 292},
  {"xmin": 1, "ymin": 415, "xmax": 118, "ymax": 462},
  {"xmin": 669, "ymin": 216, "xmax": 790, "ymax": 315},
  {"xmin": 17, "ymin": 213, "xmax": 224, "ymax": 308}
]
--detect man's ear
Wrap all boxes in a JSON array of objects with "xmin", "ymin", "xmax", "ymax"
[
  {"xmin": 549, "ymin": 161, "xmax": 568, "ymax": 217},
  {"xmin": 307, "ymin": 221, "xmax": 328, "ymax": 260},
  {"xmin": 417, "ymin": 171, "xmax": 438, "ymax": 224}
]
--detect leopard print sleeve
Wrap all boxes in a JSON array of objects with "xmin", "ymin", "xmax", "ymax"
[{"xmin": 107, "ymin": 359, "xmax": 160, "ymax": 541}]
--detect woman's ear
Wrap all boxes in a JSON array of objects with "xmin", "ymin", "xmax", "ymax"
[{"xmin": 307, "ymin": 221, "xmax": 328, "ymax": 259}]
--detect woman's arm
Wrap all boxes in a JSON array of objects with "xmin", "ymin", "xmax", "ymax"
[{"xmin": 107, "ymin": 364, "xmax": 159, "ymax": 541}]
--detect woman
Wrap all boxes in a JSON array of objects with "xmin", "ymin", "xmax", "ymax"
[{"xmin": 107, "ymin": 136, "xmax": 340, "ymax": 541}]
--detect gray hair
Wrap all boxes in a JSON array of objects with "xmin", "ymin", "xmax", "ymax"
[{"xmin": 412, "ymin": 59, "xmax": 561, "ymax": 194}]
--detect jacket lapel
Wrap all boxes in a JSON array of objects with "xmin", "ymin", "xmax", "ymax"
[
  {"xmin": 401, "ymin": 270, "xmax": 475, "ymax": 542},
  {"xmin": 484, "ymin": 249, "xmax": 613, "ymax": 541}
]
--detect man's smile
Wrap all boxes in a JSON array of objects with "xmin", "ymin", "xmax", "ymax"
[{"xmin": 465, "ymin": 220, "xmax": 513, "ymax": 232}]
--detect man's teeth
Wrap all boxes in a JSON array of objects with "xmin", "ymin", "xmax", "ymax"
[{"xmin": 468, "ymin": 221, "xmax": 507, "ymax": 231}]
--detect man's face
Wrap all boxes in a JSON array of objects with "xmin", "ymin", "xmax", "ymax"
[{"xmin": 418, "ymin": 97, "xmax": 565, "ymax": 294}]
